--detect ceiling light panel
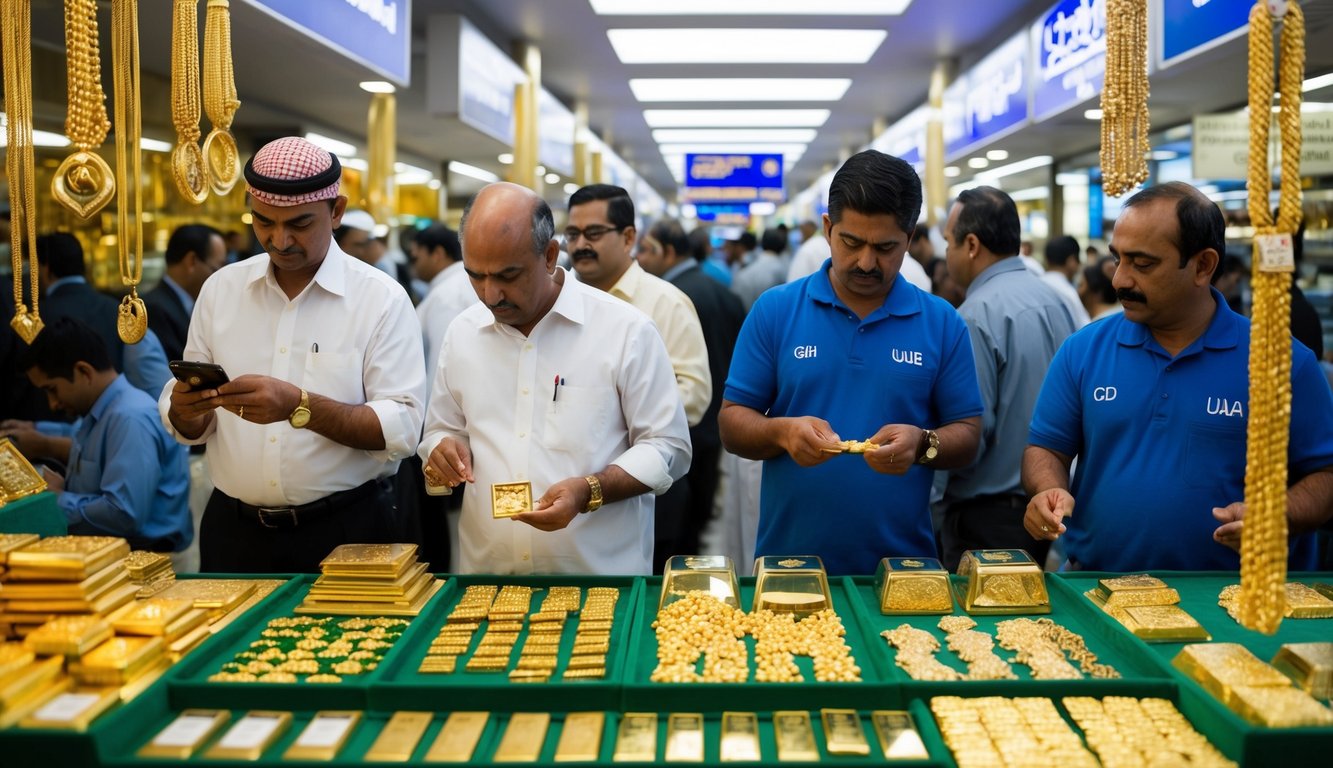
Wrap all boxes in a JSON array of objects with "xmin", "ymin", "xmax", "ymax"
[
  {"xmin": 630, "ymin": 78, "xmax": 852, "ymax": 102},
  {"xmin": 643, "ymin": 109, "xmax": 830, "ymax": 128},
  {"xmin": 609, "ymin": 29, "xmax": 885, "ymax": 64},
  {"xmin": 653, "ymin": 128, "xmax": 817, "ymax": 144},
  {"xmin": 658, "ymin": 143, "xmax": 808, "ymax": 157},
  {"xmin": 591, "ymin": 0, "xmax": 911, "ymax": 15}
]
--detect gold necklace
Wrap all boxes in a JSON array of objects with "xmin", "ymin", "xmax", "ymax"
[
  {"xmin": 112, "ymin": 0, "xmax": 147, "ymax": 343},
  {"xmin": 202, "ymin": 0, "xmax": 241, "ymax": 194},
  {"xmin": 52, "ymin": 0, "xmax": 114, "ymax": 219},
  {"xmin": 170, "ymin": 0, "xmax": 207, "ymax": 204},
  {"xmin": 3, "ymin": 0, "xmax": 42, "ymax": 343},
  {"xmin": 1099, "ymin": 0, "xmax": 1149, "ymax": 196}
]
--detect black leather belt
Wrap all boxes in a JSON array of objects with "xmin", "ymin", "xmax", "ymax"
[
  {"xmin": 953, "ymin": 493, "xmax": 1029, "ymax": 511},
  {"xmin": 234, "ymin": 479, "xmax": 379, "ymax": 529}
]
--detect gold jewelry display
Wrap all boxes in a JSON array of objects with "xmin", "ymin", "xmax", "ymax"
[
  {"xmin": 202, "ymin": 0, "xmax": 241, "ymax": 194},
  {"xmin": 1099, "ymin": 0, "xmax": 1150, "ymax": 196},
  {"xmin": 52, "ymin": 0, "xmax": 114, "ymax": 219},
  {"xmin": 112, "ymin": 0, "xmax": 147, "ymax": 344},
  {"xmin": 1241, "ymin": 0, "xmax": 1304, "ymax": 636},
  {"xmin": 3, "ymin": 0, "xmax": 43, "ymax": 344},
  {"xmin": 170, "ymin": 0, "xmax": 207, "ymax": 204}
]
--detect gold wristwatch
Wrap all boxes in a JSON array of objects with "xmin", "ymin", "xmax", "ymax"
[
  {"xmin": 917, "ymin": 429, "xmax": 940, "ymax": 465},
  {"xmin": 288, "ymin": 388, "xmax": 311, "ymax": 428},
  {"xmin": 582, "ymin": 475, "xmax": 603, "ymax": 513}
]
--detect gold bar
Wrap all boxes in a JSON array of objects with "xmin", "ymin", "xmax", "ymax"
[
  {"xmin": 424, "ymin": 711, "xmax": 488, "ymax": 762},
  {"xmin": 870, "ymin": 711, "xmax": 928, "ymax": 760},
  {"xmin": 820, "ymin": 709, "xmax": 869, "ymax": 756},
  {"xmin": 283, "ymin": 711, "xmax": 361, "ymax": 761},
  {"xmin": 665, "ymin": 712, "xmax": 703, "ymax": 762},
  {"xmin": 137, "ymin": 709, "xmax": 230, "ymax": 759},
  {"xmin": 18, "ymin": 688, "xmax": 120, "ymax": 731},
  {"xmin": 1271, "ymin": 642, "xmax": 1333, "ymax": 700},
  {"xmin": 204, "ymin": 710, "xmax": 292, "ymax": 760},
  {"xmin": 492, "ymin": 482, "xmax": 533, "ymax": 518},
  {"xmin": 773, "ymin": 711, "xmax": 819, "ymax": 762},
  {"xmin": 554, "ymin": 711, "xmax": 604, "ymax": 762},
  {"xmin": 493, "ymin": 712, "xmax": 550, "ymax": 762},
  {"xmin": 364, "ymin": 711, "xmax": 432, "ymax": 762},
  {"xmin": 614, "ymin": 713, "xmax": 658, "ymax": 763},
  {"xmin": 720, "ymin": 712, "xmax": 760, "ymax": 762}
]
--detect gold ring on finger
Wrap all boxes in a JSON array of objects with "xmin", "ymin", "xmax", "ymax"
[
  {"xmin": 238, "ymin": 406, "xmax": 245, "ymax": 419},
  {"xmin": 1040, "ymin": 525, "xmax": 1050, "ymax": 532}
]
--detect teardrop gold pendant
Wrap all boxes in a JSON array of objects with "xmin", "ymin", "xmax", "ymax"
[
  {"xmin": 10, "ymin": 306, "xmax": 43, "ymax": 344},
  {"xmin": 117, "ymin": 291, "xmax": 148, "ymax": 344},
  {"xmin": 51, "ymin": 151, "xmax": 115, "ymax": 219},
  {"xmin": 171, "ymin": 142, "xmax": 209, "ymax": 204}
]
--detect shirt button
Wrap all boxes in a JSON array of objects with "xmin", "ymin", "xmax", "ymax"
[
  {"xmin": 521, "ymin": 387, "xmax": 529, "ymax": 395},
  {"xmin": 270, "ymin": 480, "xmax": 277, "ymax": 487},
  {"xmin": 1165, "ymin": 365, "xmax": 1172, "ymax": 372},
  {"xmin": 280, "ymin": 346, "xmax": 287, "ymax": 353},
  {"xmin": 525, "ymin": 344, "xmax": 534, "ymax": 351},
  {"xmin": 1161, "ymin": 393, "xmax": 1168, "ymax": 399},
  {"xmin": 859, "ymin": 328, "xmax": 865, "ymax": 333},
  {"xmin": 519, "ymin": 432, "xmax": 526, "ymax": 438},
  {"xmin": 522, "ymin": 553, "xmax": 530, "ymax": 561},
  {"xmin": 270, "ymin": 436, "xmax": 277, "ymax": 443}
]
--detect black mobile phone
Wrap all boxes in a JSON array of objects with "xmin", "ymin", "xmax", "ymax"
[{"xmin": 169, "ymin": 360, "xmax": 230, "ymax": 390}]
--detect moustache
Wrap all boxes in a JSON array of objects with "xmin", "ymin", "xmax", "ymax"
[
  {"xmin": 570, "ymin": 248, "xmax": 598, "ymax": 262},
  {"xmin": 1116, "ymin": 288, "xmax": 1147, "ymax": 304},
  {"xmin": 269, "ymin": 247, "xmax": 303, "ymax": 258},
  {"xmin": 488, "ymin": 300, "xmax": 519, "ymax": 312},
  {"xmin": 850, "ymin": 268, "xmax": 883, "ymax": 280}
]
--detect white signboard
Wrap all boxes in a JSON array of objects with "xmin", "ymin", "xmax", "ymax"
[{"xmin": 1193, "ymin": 111, "xmax": 1333, "ymax": 179}]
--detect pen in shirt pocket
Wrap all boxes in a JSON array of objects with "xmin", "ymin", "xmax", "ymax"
[{"xmin": 552, "ymin": 375, "xmax": 565, "ymax": 402}]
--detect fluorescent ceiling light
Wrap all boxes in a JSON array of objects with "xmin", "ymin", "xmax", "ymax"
[
  {"xmin": 967, "ymin": 157, "xmax": 989, "ymax": 169},
  {"xmin": 338, "ymin": 156, "xmax": 368, "ymax": 171},
  {"xmin": 545, "ymin": 172, "xmax": 560, "ymax": 184},
  {"xmin": 1303, "ymin": 71, "xmax": 1333, "ymax": 92},
  {"xmin": 658, "ymin": 143, "xmax": 808, "ymax": 157},
  {"xmin": 653, "ymin": 128, "xmax": 817, "ymax": 144},
  {"xmin": 0, "ymin": 129, "xmax": 70, "ymax": 148},
  {"xmin": 986, "ymin": 149, "xmax": 1009, "ymax": 161},
  {"xmin": 1084, "ymin": 108, "xmax": 1103, "ymax": 120},
  {"xmin": 498, "ymin": 153, "xmax": 514, "ymax": 164},
  {"xmin": 359, "ymin": 81, "xmax": 396, "ymax": 94},
  {"xmin": 609, "ymin": 29, "xmax": 884, "ymax": 64},
  {"xmin": 1055, "ymin": 172, "xmax": 1088, "ymax": 186},
  {"xmin": 644, "ymin": 109, "xmax": 830, "ymax": 128},
  {"xmin": 681, "ymin": 204, "xmax": 698, "ymax": 218},
  {"xmin": 974, "ymin": 155, "xmax": 1053, "ymax": 181},
  {"xmin": 943, "ymin": 166, "xmax": 961, "ymax": 178},
  {"xmin": 305, "ymin": 132, "xmax": 356, "ymax": 156},
  {"xmin": 395, "ymin": 162, "xmax": 434, "ymax": 185},
  {"xmin": 448, "ymin": 160, "xmax": 500, "ymax": 183},
  {"xmin": 630, "ymin": 78, "xmax": 852, "ymax": 102},
  {"xmin": 1008, "ymin": 186, "xmax": 1050, "ymax": 202},
  {"xmin": 591, "ymin": 0, "xmax": 912, "ymax": 14},
  {"xmin": 427, "ymin": 179, "xmax": 442, "ymax": 190},
  {"xmin": 1149, "ymin": 150, "xmax": 1179, "ymax": 160}
]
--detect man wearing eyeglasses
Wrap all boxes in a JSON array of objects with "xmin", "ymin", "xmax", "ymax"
[{"xmin": 566, "ymin": 184, "xmax": 711, "ymax": 571}]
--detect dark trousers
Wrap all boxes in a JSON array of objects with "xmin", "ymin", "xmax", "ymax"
[
  {"xmin": 942, "ymin": 494, "xmax": 1051, "ymax": 572},
  {"xmin": 652, "ymin": 476, "xmax": 691, "ymax": 575},
  {"xmin": 405, "ymin": 454, "xmax": 454, "ymax": 573},
  {"xmin": 682, "ymin": 440, "xmax": 722, "ymax": 557},
  {"xmin": 200, "ymin": 478, "xmax": 396, "ymax": 574}
]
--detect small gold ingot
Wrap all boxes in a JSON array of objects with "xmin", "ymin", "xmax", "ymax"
[
  {"xmin": 19, "ymin": 688, "xmax": 119, "ymax": 731},
  {"xmin": 773, "ymin": 711, "xmax": 819, "ymax": 762},
  {"xmin": 720, "ymin": 712, "xmax": 760, "ymax": 762},
  {"xmin": 137, "ymin": 709, "xmax": 230, "ymax": 759},
  {"xmin": 954, "ymin": 549, "xmax": 1050, "ymax": 614},
  {"xmin": 365, "ymin": 710, "xmax": 432, "ymax": 762},
  {"xmin": 614, "ymin": 712, "xmax": 658, "ymax": 763},
  {"xmin": 0, "ymin": 446, "xmax": 46, "ymax": 508},
  {"xmin": 554, "ymin": 711, "xmax": 604, "ymax": 762},
  {"xmin": 870, "ymin": 711, "xmax": 928, "ymax": 760},
  {"xmin": 663, "ymin": 712, "xmax": 702, "ymax": 763},
  {"xmin": 493, "ymin": 712, "xmax": 550, "ymax": 762},
  {"xmin": 753, "ymin": 556, "xmax": 831, "ymax": 615},
  {"xmin": 1117, "ymin": 604, "xmax": 1210, "ymax": 642},
  {"xmin": 283, "ymin": 711, "xmax": 361, "ymax": 760},
  {"xmin": 820, "ymin": 709, "xmax": 869, "ymax": 756},
  {"xmin": 204, "ymin": 710, "xmax": 292, "ymax": 760},
  {"xmin": 424, "ymin": 711, "xmax": 488, "ymax": 762},
  {"xmin": 1272, "ymin": 642, "xmax": 1333, "ymax": 700},
  {"xmin": 492, "ymin": 482, "xmax": 533, "ymax": 518},
  {"xmin": 875, "ymin": 557, "xmax": 953, "ymax": 614}
]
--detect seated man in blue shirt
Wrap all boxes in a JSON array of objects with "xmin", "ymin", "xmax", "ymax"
[
  {"xmin": 11, "ymin": 318, "xmax": 192, "ymax": 554},
  {"xmin": 1023, "ymin": 181, "xmax": 1333, "ymax": 571},
  {"xmin": 719, "ymin": 150, "xmax": 984, "ymax": 576}
]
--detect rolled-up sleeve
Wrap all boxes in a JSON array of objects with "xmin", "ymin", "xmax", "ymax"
[
  {"xmin": 614, "ymin": 320, "xmax": 692, "ymax": 493},
  {"xmin": 363, "ymin": 292, "xmax": 428, "ymax": 461}
]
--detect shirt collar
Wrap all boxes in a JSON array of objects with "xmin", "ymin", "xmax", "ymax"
[
  {"xmin": 661, "ymin": 260, "xmax": 698, "ymax": 284},
  {"xmin": 607, "ymin": 260, "xmax": 644, "ymax": 303},
  {"xmin": 1116, "ymin": 287, "xmax": 1241, "ymax": 353},
  {"xmin": 806, "ymin": 258, "xmax": 922, "ymax": 320},
  {"xmin": 46, "ymin": 275, "xmax": 86, "ymax": 295},
  {"xmin": 428, "ymin": 260, "xmax": 463, "ymax": 290},
  {"xmin": 87, "ymin": 374, "xmax": 132, "ymax": 423},
  {"xmin": 161, "ymin": 274, "xmax": 195, "ymax": 314},
  {"xmin": 966, "ymin": 257, "xmax": 1028, "ymax": 297},
  {"xmin": 246, "ymin": 241, "xmax": 348, "ymax": 297}
]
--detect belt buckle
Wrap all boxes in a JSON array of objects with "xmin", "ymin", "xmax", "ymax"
[{"xmin": 257, "ymin": 506, "xmax": 299, "ymax": 528}]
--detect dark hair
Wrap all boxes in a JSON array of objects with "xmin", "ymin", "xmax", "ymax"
[
  {"xmin": 1122, "ymin": 181, "xmax": 1225, "ymax": 273},
  {"xmin": 647, "ymin": 219, "xmax": 691, "ymax": 260},
  {"xmin": 952, "ymin": 186, "xmax": 1021, "ymax": 257},
  {"xmin": 1082, "ymin": 263, "xmax": 1116, "ymax": 305},
  {"xmin": 687, "ymin": 226, "xmax": 712, "ymax": 262},
  {"xmin": 34, "ymin": 232, "xmax": 85, "ymax": 278},
  {"xmin": 165, "ymin": 225, "xmax": 221, "ymax": 266},
  {"xmin": 459, "ymin": 189, "xmax": 555, "ymax": 257},
  {"xmin": 827, "ymin": 150, "xmax": 922, "ymax": 234},
  {"xmin": 910, "ymin": 227, "xmax": 930, "ymax": 244},
  {"xmin": 734, "ymin": 232, "xmax": 756, "ymax": 250},
  {"xmin": 1045, "ymin": 235, "xmax": 1081, "ymax": 268},
  {"xmin": 760, "ymin": 228, "xmax": 787, "ymax": 254},
  {"xmin": 20, "ymin": 316, "xmax": 113, "ymax": 378},
  {"xmin": 567, "ymin": 184, "xmax": 635, "ymax": 230},
  {"xmin": 414, "ymin": 224, "xmax": 461, "ymax": 262}
]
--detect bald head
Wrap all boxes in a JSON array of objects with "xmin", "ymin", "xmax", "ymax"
[
  {"xmin": 460, "ymin": 182, "xmax": 555, "ymax": 259},
  {"xmin": 459, "ymin": 182, "xmax": 562, "ymax": 335}
]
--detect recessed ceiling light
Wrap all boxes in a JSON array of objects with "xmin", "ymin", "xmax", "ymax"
[
  {"xmin": 1084, "ymin": 108, "xmax": 1104, "ymax": 120},
  {"xmin": 448, "ymin": 160, "xmax": 500, "ymax": 183},
  {"xmin": 564, "ymin": 183, "xmax": 579, "ymax": 195},
  {"xmin": 944, "ymin": 166, "xmax": 961, "ymax": 178},
  {"xmin": 498, "ymin": 153, "xmax": 514, "ymax": 164},
  {"xmin": 967, "ymin": 157, "xmax": 989, "ymax": 169},
  {"xmin": 608, "ymin": 29, "xmax": 885, "ymax": 64},
  {"xmin": 339, "ymin": 157, "xmax": 368, "ymax": 171},
  {"xmin": 986, "ymin": 149, "xmax": 1009, "ymax": 161},
  {"xmin": 359, "ymin": 81, "xmax": 396, "ymax": 94},
  {"xmin": 653, "ymin": 128, "xmax": 818, "ymax": 144},
  {"xmin": 427, "ymin": 179, "xmax": 442, "ymax": 190},
  {"xmin": 591, "ymin": 0, "xmax": 912, "ymax": 15},
  {"xmin": 304, "ymin": 132, "xmax": 356, "ymax": 157},
  {"xmin": 536, "ymin": 165, "xmax": 547, "ymax": 176},
  {"xmin": 630, "ymin": 78, "xmax": 852, "ymax": 102},
  {"xmin": 139, "ymin": 137, "xmax": 173, "ymax": 153},
  {"xmin": 643, "ymin": 109, "xmax": 831, "ymax": 128},
  {"xmin": 545, "ymin": 173, "xmax": 560, "ymax": 184}
]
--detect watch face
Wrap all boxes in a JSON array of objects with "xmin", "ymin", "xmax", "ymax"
[
  {"xmin": 290, "ymin": 409, "xmax": 311, "ymax": 428},
  {"xmin": 925, "ymin": 446, "xmax": 939, "ymax": 460}
]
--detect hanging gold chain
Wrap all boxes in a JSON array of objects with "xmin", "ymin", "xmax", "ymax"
[
  {"xmin": 1100, "ymin": 0, "xmax": 1150, "ymax": 196},
  {"xmin": 170, "ymin": 0, "xmax": 207, "ymax": 204},
  {"xmin": 202, "ymin": 0, "xmax": 241, "ymax": 194},
  {"xmin": 112, "ymin": 0, "xmax": 147, "ymax": 343},
  {"xmin": 1239, "ymin": 0, "xmax": 1303, "ymax": 635},
  {"xmin": 3, "ymin": 0, "xmax": 42, "ymax": 343},
  {"xmin": 52, "ymin": 0, "xmax": 115, "ymax": 219}
]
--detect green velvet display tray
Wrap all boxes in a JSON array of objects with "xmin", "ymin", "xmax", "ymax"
[
  {"xmin": 621, "ymin": 577, "xmax": 894, "ymax": 711},
  {"xmin": 0, "ymin": 491, "xmax": 66, "ymax": 537},
  {"xmin": 1049, "ymin": 571, "xmax": 1333, "ymax": 767},
  {"xmin": 165, "ymin": 574, "xmax": 453, "ymax": 711},
  {"xmin": 844, "ymin": 574, "xmax": 1174, "ymax": 701},
  {"xmin": 368, "ymin": 574, "xmax": 640, "ymax": 713}
]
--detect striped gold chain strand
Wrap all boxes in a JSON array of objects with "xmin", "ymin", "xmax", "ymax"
[
  {"xmin": 170, "ymin": 0, "xmax": 207, "ymax": 204},
  {"xmin": 112, "ymin": 0, "xmax": 148, "ymax": 344},
  {"xmin": 3, "ymin": 0, "xmax": 42, "ymax": 343},
  {"xmin": 1240, "ymin": 0, "xmax": 1304, "ymax": 635},
  {"xmin": 1100, "ymin": 0, "xmax": 1150, "ymax": 197},
  {"xmin": 51, "ymin": 0, "xmax": 115, "ymax": 219},
  {"xmin": 202, "ymin": 0, "xmax": 241, "ymax": 194}
]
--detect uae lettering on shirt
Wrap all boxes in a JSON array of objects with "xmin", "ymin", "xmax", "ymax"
[
  {"xmin": 891, "ymin": 348, "xmax": 923, "ymax": 366},
  {"xmin": 794, "ymin": 345, "xmax": 817, "ymax": 359},
  {"xmin": 1206, "ymin": 396, "xmax": 1245, "ymax": 418}
]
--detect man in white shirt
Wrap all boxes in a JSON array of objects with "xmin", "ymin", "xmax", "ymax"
[
  {"xmin": 161, "ymin": 137, "xmax": 427, "ymax": 573},
  {"xmin": 420, "ymin": 183, "xmax": 691, "ymax": 575},
  {"xmin": 412, "ymin": 223, "xmax": 473, "ymax": 380},
  {"xmin": 1041, "ymin": 235, "xmax": 1091, "ymax": 329},
  {"xmin": 566, "ymin": 183, "xmax": 710, "ymax": 570}
]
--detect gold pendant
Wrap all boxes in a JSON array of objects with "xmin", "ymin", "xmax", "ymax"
[
  {"xmin": 51, "ymin": 151, "xmax": 115, "ymax": 219},
  {"xmin": 171, "ymin": 142, "xmax": 209, "ymax": 204},
  {"xmin": 202, "ymin": 130, "xmax": 240, "ymax": 195},
  {"xmin": 10, "ymin": 306, "xmax": 43, "ymax": 344},
  {"xmin": 117, "ymin": 292, "xmax": 148, "ymax": 344}
]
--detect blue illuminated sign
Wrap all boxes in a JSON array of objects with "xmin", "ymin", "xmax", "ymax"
[
  {"xmin": 1159, "ymin": 0, "xmax": 1251, "ymax": 68},
  {"xmin": 944, "ymin": 31, "xmax": 1029, "ymax": 158},
  {"xmin": 243, "ymin": 0, "xmax": 410, "ymax": 85},
  {"xmin": 683, "ymin": 154, "xmax": 784, "ymax": 203},
  {"xmin": 1031, "ymin": 0, "xmax": 1106, "ymax": 121},
  {"xmin": 694, "ymin": 203, "xmax": 751, "ymax": 222}
]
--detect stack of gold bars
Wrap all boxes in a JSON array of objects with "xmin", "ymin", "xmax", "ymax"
[
  {"xmin": 297, "ymin": 544, "xmax": 441, "ymax": 617},
  {"xmin": 1217, "ymin": 582, "xmax": 1333, "ymax": 622},
  {"xmin": 122, "ymin": 551, "xmax": 176, "ymax": 597},
  {"xmin": 154, "ymin": 578, "xmax": 283, "ymax": 635},
  {"xmin": 1084, "ymin": 574, "xmax": 1210, "ymax": 642},
  {"xmin": 0, "ymin": 536, "xmax": 134, "ymax": 638},
  {"xmin": 1173, "ymin": 643, "xmax": 1333, "ymax": 727},
  {"xmin": 110, "ymin": 596, "xmax": 210, "ymax": 661}
]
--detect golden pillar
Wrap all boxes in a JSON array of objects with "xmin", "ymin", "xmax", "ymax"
[
  {"xmin": 925, "ymin": 60, "xmax": 954, "ymax": 228},
  {"xmin": 508, "ymin": 42, "xmax": 541, "ymax": 192},
  {"xmin": 367, "ymin": 92, "xmax": 396, "ymax": 226}
]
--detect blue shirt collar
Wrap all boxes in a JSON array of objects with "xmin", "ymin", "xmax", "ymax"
[
  {"xmin": 161, "ymin": 275, "xmax": 195, "ymax": 315},
  {"xmin": 1116, "ymin": 287, "xmax": 1241, "ymax": 356},
  {"xmin": 661, "ymin": 260, "xmax": 698, "ymax": 284},
  {"xmin": 966, "ymin": 257, "xmax": 1028, "ymax": 297},
  {"xmin": 87, "ymin": 374, "xmax": 132, "ymax": 423},
  {"xmin": 47, "ymin": 275, "xmax": 86, "ymax": 295},
  {"xmin": 806, "ymin": 258, "xmax": 921, "ymax": 320}
]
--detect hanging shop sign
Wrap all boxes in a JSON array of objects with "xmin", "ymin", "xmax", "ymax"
[
  {"xmin": 426, "ymin": 16, "xmax": 524, "ymax": 145},
  {"xmin": 1192, "ymin": 111, "xmax": 1333, "ymax": 179},
  {"xmin": 871, "ymin": 105, "xmax": 928, "ymax": 168},
  {"xmin": 682, "ymin": 154, "xmax": 785, "ymax": 203},
  {"xmin": 943, "ymin": 31, "xmax": 1029, "ymax": 159},
  {"xmin": 1158, "ymin": 0, "xmax": 1252, "ymax": 69},
  {"xmin": 694, "ymin": 203, "xmax": 752, "ymax": 224},
  {"xmin": 1031, "ymin": 0, "xmax": 1106, "ymax": 121},
  {"xmin": 538, "ymin": 88, "xmax": 576, "ymax": 177},
  {"xmin": 242, "ymin": 0, "xmax": 410, "ymax": 85}
]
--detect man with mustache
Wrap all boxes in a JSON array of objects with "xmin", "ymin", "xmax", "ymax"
[
  {"xmin": 420, "ymin": 183, "xmax": 691, "ymax": 575},
  {"xmin": 719, "ymin": 150, "xmax": 983, "ymax": 576},
  {"xmin": 1023, "ymin": 181, "xmax": 1333, "ymax": 570},
  {"xmin": 160, "ymin": 137, "xmax": 427, "ymax": 573}
]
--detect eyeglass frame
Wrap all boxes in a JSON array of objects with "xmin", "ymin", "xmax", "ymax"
[{"xmin": 561, "ymin": 224, "xmax": 626, "ymax": 247}]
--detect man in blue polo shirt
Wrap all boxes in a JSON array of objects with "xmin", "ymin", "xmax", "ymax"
[
  {"xmin": 719, "ymin": 150, "xmax": 983, "ymax": 576},
  {"xmin": 1023, "ymin": 181, "xmax": 1333, "ymax": 571}
]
